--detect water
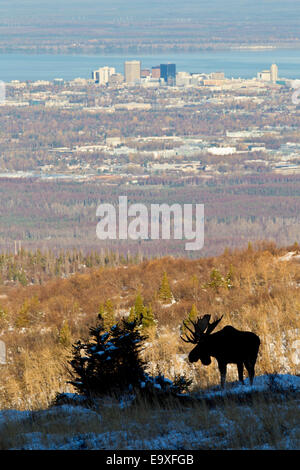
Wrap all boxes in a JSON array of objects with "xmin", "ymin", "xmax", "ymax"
[{"xmin": 0, "ymin": 49, "xmax": 300, "ymax": 82}]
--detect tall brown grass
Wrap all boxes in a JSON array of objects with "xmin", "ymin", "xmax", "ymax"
[
  {"xmin": 0, "ymin": 242, "xmax": 299, "ymax": 410},
  {"xmin": 0, "ymin": 388, "xmax": 298, "ymax": 449}
]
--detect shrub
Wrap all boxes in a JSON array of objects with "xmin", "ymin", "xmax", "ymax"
[
  {"xmin": 65, "ymin": 316, "xmax": 190, "ymax": 401},
  {"xmin": 128, "ymin": 293, "xmax": 156, "ymax": 330},
  {"xmin": 68, "ymin": 317, "xmax": 147, "ymax": 397},
  {"xmin": 158, "ymin": 272, "xmax": 173, "ymax": 303}
]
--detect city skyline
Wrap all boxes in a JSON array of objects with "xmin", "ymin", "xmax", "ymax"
[
  {"xmin": 91, "ymin": 60, "xmax": 280, "ymax": 87},
  {"xmin": 3, "ymin": 45, "xmax": 300, "ymax": 83}
]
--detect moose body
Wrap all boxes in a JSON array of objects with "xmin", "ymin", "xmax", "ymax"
[{"xmin": 182, "ymin": 315, "xmax": 260, "ymax": 388}]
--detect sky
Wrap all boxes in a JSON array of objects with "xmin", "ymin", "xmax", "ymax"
[{"xmin": 0, "ymin": 0, "xmax": 299, "ymax": 23}]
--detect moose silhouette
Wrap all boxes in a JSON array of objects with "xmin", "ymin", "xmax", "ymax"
[{"xmin": 181, "ymin": 314, "xmax": 260, "ymax": 388}]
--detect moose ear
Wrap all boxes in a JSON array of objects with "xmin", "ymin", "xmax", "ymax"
[{"xmin": 206, "ymin": 315, "xmax": 223, "ymax": 335}]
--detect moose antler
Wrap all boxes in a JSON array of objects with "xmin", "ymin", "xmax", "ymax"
[
  {"xmin": 181, "ymin": 314, "xmax": 211, "ymax": 343},
  {"xmin": 181, "ymin": 314, "xmax": 223, "ymax": 343},
  {"xmin": 206, "ymin": 315, "xmax": 223, "ymax": 335}
]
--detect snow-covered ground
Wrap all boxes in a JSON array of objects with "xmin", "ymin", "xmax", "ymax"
[
  {"xmin": 0, "ymin": 374, "xmax": 299, "ymax": 450},
  {"xmin": 198, "ymin": 373, "xmax": 299, "ymax": 399},
  {"xmin": 278, "ymin": 251, "xmax": 300, "ymax": 262}
]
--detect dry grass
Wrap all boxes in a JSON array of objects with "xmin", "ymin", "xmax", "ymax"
[
  {"xmin": 0, "ymin": 243, "xmax": 299, "ymax": 410},
  {"xmin": 0, "ymin": 382, "xmax": 299, "ymax": 449},
  {"xmin": 0, "ymin": 343, "xmax": 71, "ymax": 410}
]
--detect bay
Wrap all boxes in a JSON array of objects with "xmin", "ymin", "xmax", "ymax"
[{"xmin": 0, "ymin": 49, "xmax": 299, "ymax": 82}]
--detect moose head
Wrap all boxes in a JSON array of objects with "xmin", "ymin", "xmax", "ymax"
[{"xmin": 181, "ymin": 314, "xmax": 223, "ymax": 365}]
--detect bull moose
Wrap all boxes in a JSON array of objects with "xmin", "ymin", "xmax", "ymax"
[{"xmin": 181, "ymin": 314, "xmax": 260, "ymax": 388}]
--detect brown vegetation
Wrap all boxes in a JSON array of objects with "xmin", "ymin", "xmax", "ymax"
[{"xmin": 0, "ymin": 241, "xmax": 299, "ymax": 410}]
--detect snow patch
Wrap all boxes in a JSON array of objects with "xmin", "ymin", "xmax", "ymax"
[
  {"xmin": 278, "ymin": 251, "xmax": 300, "ymax": 262},
  {"xmin": 0, "ymin": 374, "xmax": 298, "ymax": 450}
]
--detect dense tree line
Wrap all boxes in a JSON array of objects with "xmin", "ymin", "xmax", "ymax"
[
  {"xmin": 0, "ymin": 247, "xmax": 144, "ymax": 286},
  {"xmin": 0, "ymin": 173, "xmax": 299, "ymax": 258}
]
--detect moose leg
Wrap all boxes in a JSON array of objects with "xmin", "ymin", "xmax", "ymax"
[
  {"xmin": 237, "ymin": 361, "xmax": 244, "ymax": 384},
  {"xmin": 244, "ymin": 359, "xmax": 255, "ymax": 385},
  {"xmin": 218, "ymin": 361, "xmax": 227, "ymax": 389}
]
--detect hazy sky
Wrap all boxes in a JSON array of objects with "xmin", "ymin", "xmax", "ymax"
[{"xmin": 0, "ymin": 0, "xmax": 299, "ymax": 22}]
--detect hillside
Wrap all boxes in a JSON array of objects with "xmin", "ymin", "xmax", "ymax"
[
  {"xmin": 0, "ymin": 241, "xmax": 299, "ymax": 410},
  {"xmin": 0, "ymin": 241, "xmax": 299, "ymax": 449}
]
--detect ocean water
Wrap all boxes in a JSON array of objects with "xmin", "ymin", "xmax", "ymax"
[{"xmin": 0, "ymin": 49, "xmax": 300, "ymax": 82}]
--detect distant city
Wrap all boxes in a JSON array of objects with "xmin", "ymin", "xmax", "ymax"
[
  {"xmin": 1, "ymin": 58, "xmax": 299, "ymax": 186},
  {"xmin": 91, "ymin": 61, "xmax": 280, "ymax": 87}
]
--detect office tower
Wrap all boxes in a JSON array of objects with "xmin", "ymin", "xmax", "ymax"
[
  {"xmin": 160, "ymin": 63, "xmax": 176, "ymax": 85},
  {"xmin": 124, "ymin": 60, "xmax": 141, "ymax": 84},
  {"xmin": 270, "ymin": 64, "xmax": 278, "ymax": 83},
  {"xmin": 92, "ymin": 66, "xmax": 115, "ymax": 85},
  {"xmin": 151, "ymin": 66, "xmax": 161, "ymax": 79}
]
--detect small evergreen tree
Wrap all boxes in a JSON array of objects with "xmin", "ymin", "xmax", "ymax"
[
  {"xmin": 127, "ymin": 306, "xmax": 136, "ymax": 323},
  {"xmin": 158, "ymin": 271, "xmax": 173, "ymax": 303},
  {"xmin": 15, "ymin": 296, "xmax": 41, "ymax": 328},
  {"xmin": 68, "ymin": 317, "xmax": 147, "ymax": 397},
  {"xmin": 127, "ymin": 293, "xmax": 143, "ymax": 324},
  {"xmin": 66, "ymin": 316, "xmax": 191, "ymax": 401},
  {"xmin": 59, "ymin": 320, "xmax": 72, "ymax": 347},
  {"xmin": 225, "ymin": 265, "xmax": 234, "ymax": 289},
  {"xmin": 189, "ymin": 303, "xmax": 198, "ymax": 322},
  {"xmin": 98, "ymin": 299, "xmax": 115, "ymax": 331},
  {"xmin": 141, "ymin": 304, "xmax": 156, "ymax": 330},
  {"xmin": 207, "ymin": 268, "xmax": 225, "ymax": 291},
  {"xmin": 17, "ymin": 269, "xmax": 28, "ymax": 286},
  {"xmin": 133, "ymin": 293, "xmax": 144, "ymax": 323},
  {"xmin": 182, "ymin": 304, "xmax": 198, "ymax": 335},
  {"xmin": 128, "ymin": 295, "xmax": 156, "ymax": 331},
  {"xmin": 203, "ymin": 267, "xmax": 234, "ymax": 291},
  {"xmin": 15, "ymin": 301, "xmax": 30, "ymax": 328}
]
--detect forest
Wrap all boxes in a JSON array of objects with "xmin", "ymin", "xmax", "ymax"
[{"xmin": 0, "ymin": 173, "xmax": 299, "ymax": 258}]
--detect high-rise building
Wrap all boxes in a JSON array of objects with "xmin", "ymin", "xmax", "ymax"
[
  {"xmin": 124, "ymin": 60, "xmax": 141, "ymax": 84},
  {"xmin": 270, "ymin": 64, "xmax": 278, "ymax": 83},
  {"xmin": 92, "ymin": 66, "xmax": 115, "ymax": 85},
  {"xmin": 151, "ymin": 66, "xmax": 161, "ymax": 79},
  {"xmin": 160, "ymin": 64, "xmax": 176, "ymax": 85}
]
